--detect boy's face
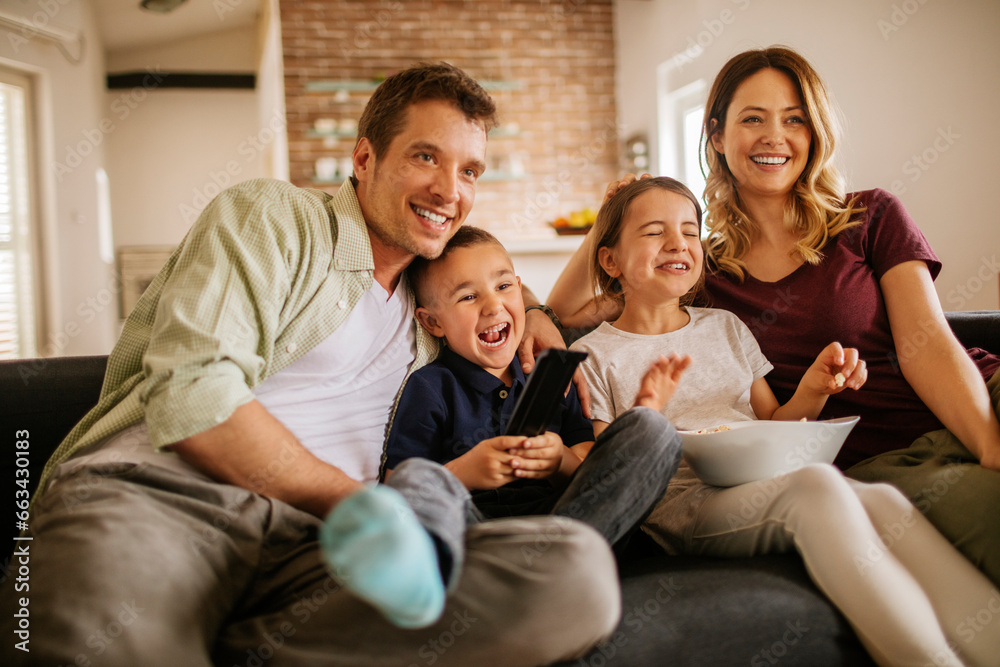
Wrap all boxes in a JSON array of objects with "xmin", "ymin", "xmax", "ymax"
[{"xmin": 416, "ymin": 243, "xmax": 524, "ymax": 383}]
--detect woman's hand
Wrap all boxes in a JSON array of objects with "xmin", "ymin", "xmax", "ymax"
[
  {"xmin": 802, "ymin": 342, "xmax": 868, "ymax": 395},
  {"xmin": 602, "ymin": 172, "xmax": 652, "ymax": 205}
]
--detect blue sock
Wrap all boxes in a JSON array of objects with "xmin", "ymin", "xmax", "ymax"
[{"xmin": 319, "ymin": 485, "xmax": 445, "ymax": 628}]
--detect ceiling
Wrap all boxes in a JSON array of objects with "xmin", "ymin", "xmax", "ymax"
[{"xmin": 90, "ymin": 0, "xmax": 259, "ymax": 54}]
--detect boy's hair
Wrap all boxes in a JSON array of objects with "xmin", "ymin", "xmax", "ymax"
[
  {"xmin": 702, "ymin": 45, "xmax": 862, "ymax": 280},
  {"xmin": 409, "ymin": 225, "xmax": 508, "ymax": 307},
  {"xmin": 351, "ymin": 62, "xmax": 499, "ymax": 187},
  {"xmin": 590, "ymin": 177, "xmax": 705, "ymax": 309}
]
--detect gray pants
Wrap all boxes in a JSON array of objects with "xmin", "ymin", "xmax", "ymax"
[{"xmin": 1, "ymin": 456, "xmax": 620, "ymax": 666}]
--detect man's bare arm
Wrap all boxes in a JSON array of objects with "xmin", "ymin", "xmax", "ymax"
[{"xmin": 170, "ymin": 400, "xmax": 363, "ymax": 518}]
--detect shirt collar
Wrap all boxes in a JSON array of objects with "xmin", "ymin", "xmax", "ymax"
[
  {"xmin": 436, "ymin": 346, "xmax": 526, "ymax": 394},
  {"xmin": 329, "ymin": 180, "xmax": 375, "ymax": 272}
]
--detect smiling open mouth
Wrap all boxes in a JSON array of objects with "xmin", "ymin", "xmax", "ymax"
[
  {"xmin": 479, "ymin": 323, "xmax": 510, "ymax": 348},
  {"xmin": 412, "ymin": 205, "xmax": 448, "ymax": 226},
  {"xmin": 659, "ymin": 262, "xmax": 690, "ymax": 272},
  {"xmin": 751, "ymin": 156, "xmax": 789, "ymax": 165}
]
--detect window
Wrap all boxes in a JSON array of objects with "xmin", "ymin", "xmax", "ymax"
[
  {"xmin": 658, "ymin": 76, "xmax": 708, "ymax": 236},
  {"xmin": 0, "ymin": 68, "xmax": 39, "ymax": 358}
]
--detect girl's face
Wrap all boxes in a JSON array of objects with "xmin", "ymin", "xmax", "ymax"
[
  {"xmin": 710, "ymin": 68, "xmax": 812, "ymax": 204},
  {"xmin": 598, "ymin": 189, "xmax": 702, "ymax": 305}
]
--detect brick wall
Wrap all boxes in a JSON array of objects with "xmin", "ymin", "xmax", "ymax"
[{"xmin": 280, "ymin": 0, "xmax": 619, "ymax": 235}]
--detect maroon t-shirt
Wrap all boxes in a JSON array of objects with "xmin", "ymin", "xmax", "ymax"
[{"xmin": 705, "ymin": 189, "xmax": 1000, "ymax": 468}]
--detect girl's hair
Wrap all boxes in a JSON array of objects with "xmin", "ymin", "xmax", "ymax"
[
  {"xmin": 590, "ymin": 177, "xmax": 705, "ymax": 309},
  {"xmin": 702, "ymin": 45, "xmax": 863, "ymax": 280}
]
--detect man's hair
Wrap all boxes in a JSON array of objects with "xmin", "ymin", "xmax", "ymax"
[
  {"xmin": 408, "ymin": 225, "xmax": 507, "ymax": 307},
  {"xmin": 353, "ymin": 62, "xmax": 499, "ymax": 178}
]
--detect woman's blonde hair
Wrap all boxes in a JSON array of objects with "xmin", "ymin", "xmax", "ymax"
[
  {"xmin": 590, "ymin": 177, "xmax": 705, "ymax": 309},
  {"xmin": 702, "ymin": 46, "xmax": 862, "ymax": 279}
]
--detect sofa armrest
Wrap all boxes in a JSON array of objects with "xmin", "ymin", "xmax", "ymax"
[
  {"xmin": 1, "ymin": 355, "xmax": 108, "ymax": 564},
  {"xmin": 944, "ymin": 310, "xmax": 1000, "ymax": 354}
]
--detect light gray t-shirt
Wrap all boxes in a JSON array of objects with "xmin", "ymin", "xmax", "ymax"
[{"xmin": 571, "ymin": 307, "xmax": 773, "ymax": 430}]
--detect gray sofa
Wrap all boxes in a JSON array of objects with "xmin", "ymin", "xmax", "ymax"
[{"xmin": 3, "ymin": 310, "xmax": 998, "ymax": 666}]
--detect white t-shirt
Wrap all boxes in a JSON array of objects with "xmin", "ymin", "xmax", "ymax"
[
  {"xmin": 570, "ymin": 307, "xmax": 773, "ymax": 431},
  {"xmin": 253, "ymin": 279, "xmax": 416, "ymax": 483}
]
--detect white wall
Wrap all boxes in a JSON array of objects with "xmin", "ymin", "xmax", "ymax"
[
  {"xmin": 614, "ymin": 0, "xmax": 1000, "ymax": 311},
  {"xmin": 104, "ymin": 26, "xmax": 268, "ymax": 249},
  {"xmin": 0, "ymin": 0, "xmax": 120, "ymax": 356}
]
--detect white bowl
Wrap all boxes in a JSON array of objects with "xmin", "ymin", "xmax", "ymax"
[{"xmin": 679, "ymin": 417, "xmax": 860, "ymax": 487}]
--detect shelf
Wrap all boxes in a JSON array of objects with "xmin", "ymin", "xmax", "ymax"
[
  {"xmin": 307, "ymin": 127, "xmax": 520, "ymax": 139},
  {"xmin": 479, "ymin": 171, "xmax": 527, "ymax": 182},
  {"xmin": 305, "ymin": 79, "xmax": 523, "ymax": 93},
  {"xmin": 305, "ymin": 81, "xmax": 380, "ymax": 93},
  {"xmin": 307, "ymin": 128, "xmax": 356, "ymax": 139}
]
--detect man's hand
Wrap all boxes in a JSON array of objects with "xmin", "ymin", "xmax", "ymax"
[{"xmin": 634, "ymin": 353, "xmax": 691, "ymax": 412}]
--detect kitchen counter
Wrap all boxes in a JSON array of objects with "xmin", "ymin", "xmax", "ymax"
[{"xmin": 494, "ymin": 233, "xmax": 587, "ymax": 302}]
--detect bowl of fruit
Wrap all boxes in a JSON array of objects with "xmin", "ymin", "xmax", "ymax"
[{"xmin": 550, "ymin": 208, "xmax": 597, "ymax": 235}]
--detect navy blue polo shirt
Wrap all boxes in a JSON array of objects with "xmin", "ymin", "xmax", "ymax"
[{"xmin": 384, "ymin": 346, "xmax": 593, "ymax": 472}]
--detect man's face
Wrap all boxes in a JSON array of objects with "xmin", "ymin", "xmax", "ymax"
[{"xmin": 353, "ymin": 99, "xmax": 488, "ymax": 264}]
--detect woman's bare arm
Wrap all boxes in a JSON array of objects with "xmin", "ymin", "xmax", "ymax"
[
  {"xmin": 547, "ymin": 231, "xmax": 622, "ymax": 328},
  {"xmin": 881, "ymin": 261, "xmax": 1000, "ymax": 470}
]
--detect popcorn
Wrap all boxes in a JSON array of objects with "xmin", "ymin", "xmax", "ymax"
[
  {"xmin": 834, "ymin": 372, "xmax": 846, "ymax": 388},
  {"xmin": 695, "ymin": 425, "xmax": 731, "ymax": 434}
]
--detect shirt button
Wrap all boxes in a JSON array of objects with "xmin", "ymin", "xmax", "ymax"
[
  {"xmin": 337, "ymin": 299, "xmax": 347, "ymax": 309},
  {"xmin": 499, "ymin": 390, "xmax": 508, "ymax": 399},
  {"xmin": 286, "ymin": 342, "xmax": 297, "ymax": 354}
]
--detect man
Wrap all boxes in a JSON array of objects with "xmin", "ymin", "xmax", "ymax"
[{"xmin": 2, "ymin": 63, "xmax": 618, "ymax": 666}]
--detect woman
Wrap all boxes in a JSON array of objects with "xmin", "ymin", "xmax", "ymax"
[{"xmin": 547, "ymin": 45, "xmax": 1000, "ymax": 584}]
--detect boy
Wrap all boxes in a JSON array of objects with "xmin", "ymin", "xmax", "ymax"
[{"xmin": 384, "ymin": 225, "xmax": 683, "ymax": 545}]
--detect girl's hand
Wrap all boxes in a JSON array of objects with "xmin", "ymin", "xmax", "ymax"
[
  {"xmin": 803, "ymin": 342, "xmax": 868, "ymax": 395},
  {"xmin": 634, "ymin": 353, "xmax": 692, "ymax": 411},
  {"xmin": 507, "ymin": 432, "xmax": 566, "ymax": 480},
  {"xmin": 603, "ymin": 172, "xmax": 653, "ymax": 205}
]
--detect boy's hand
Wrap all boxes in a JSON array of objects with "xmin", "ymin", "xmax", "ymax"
[
  {"xmin": 507, "ymin": 432, "xmax": 567, "ymax": 480},
  {"xmin": 445, "ymin": 436, "xmax": 523, "ymax": 490},
  {"xmin": 634, "ymin": 353, "xmax": 692, "ymax": 411},
  {"xmin": 803, "ymin": 342, "xmax": 868, "ymax": 395}
]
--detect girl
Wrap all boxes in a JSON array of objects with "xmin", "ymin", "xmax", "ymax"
[{"xmin": 570, "ymin": 176, "xmax": 1000, "ymax": 667}]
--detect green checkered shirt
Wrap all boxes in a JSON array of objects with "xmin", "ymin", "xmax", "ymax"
[{"xmin": 36, "ymin": 178, "xmax": 439, "ymax": 501}]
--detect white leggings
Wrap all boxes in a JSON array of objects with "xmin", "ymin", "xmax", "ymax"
[{"xmin": 656, "ymin": 464, "xmax": 1000, "ymax": 667}]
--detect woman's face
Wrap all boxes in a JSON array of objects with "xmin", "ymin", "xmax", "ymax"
[{"xmin": 710, "ymin": 68, "xmax": 812, "ymax": 204}]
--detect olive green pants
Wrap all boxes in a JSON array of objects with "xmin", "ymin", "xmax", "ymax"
[{"xmin": 847, "ymin": 369, "xmax": 1000, "ymax": 585}]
